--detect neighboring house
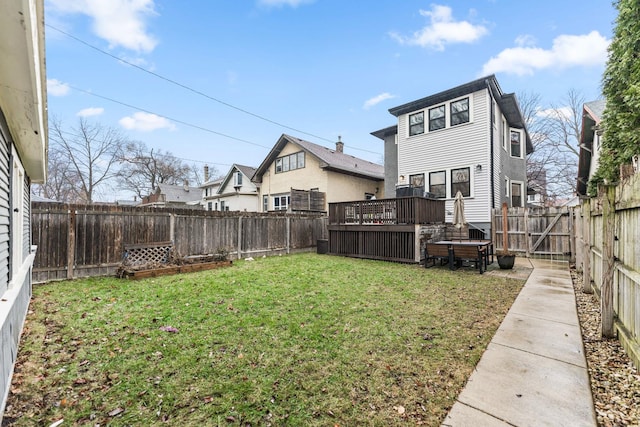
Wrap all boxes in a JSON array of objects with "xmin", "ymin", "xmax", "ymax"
[
  {"xmin": 577, "ymin": 100, "xmax": 606, "ymax": 196},
  {"xmin": 202, "ymin": 164, "xmax": 259, "ymax": 211},
  {"xmin": 253, "ymin": 134, "xmax": 384, "ymax": 212},
  {"xmin": 201, "ymin": 175, "xmax": 223, "ymax": 210},
  {"xmin": 140, "ymin": 182, "xmax": 203, "ymax": 208},
  {"xmin": 372, "ymin": 75, "xmax": 533, "ymax": 238},
  {"xmin": 527, "ymin": 166, "xmax": 547, "ymax": 207},
  {"xmin": 0, "ymin": 0, "xmax": 48, "ymax": 417}
]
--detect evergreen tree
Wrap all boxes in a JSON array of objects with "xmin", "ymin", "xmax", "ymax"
[{"xmin": 594, "ymin": 0, "xmax": 640, "ymax": 192}]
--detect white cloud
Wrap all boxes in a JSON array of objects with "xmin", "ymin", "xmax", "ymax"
[
  {"xmin": 47, "ymin": 79, "xmax": 70, "ymax": 96},
  {"xmin": 77, "ymin": 107, "xmax": 104, "ymax": 117},
  {"xmin": 48, "ymin": 0, "xmax": 158, "ymax": 53},
  {"xmin": 363, "ymin": 93, "xmax": 395, "ymax": 110},
  {"xmin": 257, "ymin": 0, "xmax": 314, "ymax": 7},
  {"xmin": 119, "ymin": 112, "xmax": 175, "ymax": 131},
  {"xmin": 390, "ymin": 4, "xmax": 488, "ymax": 51},
  {"xmin": 482, "ymin": 31, "xmax": 610, "ymax": 76}
]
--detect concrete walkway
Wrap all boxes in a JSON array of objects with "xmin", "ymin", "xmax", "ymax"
[{"xmin": 442, "ymin": 258, "xmax": 597, "ymax": 427}]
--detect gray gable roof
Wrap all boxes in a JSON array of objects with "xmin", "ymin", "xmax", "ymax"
[
  {"xmin": 157, "ymin": 183, "xmax": 202, "ymax": 203},
  {"xmin": 577, "ymin": 99, "xmax": 606, "ymax": 196},
  {"xmin": 218, "ymin": 164, "xmax": 257, "ymax": 193},
  {"xmin": 386, "ymin": 75, "xmax": 533, "ymax": 154},
  {"xmin": 584, "ymin": 99, "xmax": 606, "ymax": 121},
  {"xmin": 253, "ymin": 134, "xmax": 384, "ymax": 182}
]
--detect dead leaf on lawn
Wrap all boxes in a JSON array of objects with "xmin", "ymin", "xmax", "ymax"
[
  {"xmin": 394, "ymin": 405, "xmax": 405, "ymax": 415},
  {"xmin": 159, "ymin": 326, "xmax": 179, "ymax": 333},
  {"xmin": 108, "ymin": 407, "xmax": 124, "ymax": 417}
]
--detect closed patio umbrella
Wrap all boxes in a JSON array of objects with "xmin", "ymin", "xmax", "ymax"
[{"xmin": 453, "ymin": 190, "xmax": 466, "ymax": 233}]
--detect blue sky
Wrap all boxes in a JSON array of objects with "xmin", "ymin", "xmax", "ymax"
[{"xmin": 44, "ymin": 0, "xmax": 615, "ymax": 189}]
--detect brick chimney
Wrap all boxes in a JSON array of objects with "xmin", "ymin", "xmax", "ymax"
[
  {"xmin": 336, "ymin": 135, "xmax": 344, "ymax": 153},
  {"xmin": 204, "ymin": 165, "xmax": 209, "ymax": 182}
]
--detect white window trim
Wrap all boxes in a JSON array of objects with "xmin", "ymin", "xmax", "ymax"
[
  {"xmin": 509, "ymin": 128, "xmax": 524, "ymax": 159},
  {"xmin": 510, "ymin": 180, "xmax": 525, "ymax": 207},
  {"xmin": 11, "ymin": 152, "xmax": 25, "ymax": 275},
  {"xmin": 407, "ymin": 93, "xmax": 474, "ymax": 137},
  {"xmin": 424, "ymin": 165, "xmax": 475, "ymax": 199},
  {"xmin": 502, "ymin": 119, "xmax": 508, "ymax": 151}
]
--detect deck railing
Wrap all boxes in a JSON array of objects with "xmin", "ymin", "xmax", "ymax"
[{"xmin": 328, "ymin": 196, "xmax": 445, "ymax": 225}]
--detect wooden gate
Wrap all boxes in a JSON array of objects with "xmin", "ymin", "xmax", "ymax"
[{"xmin": 492, "ymin": 206, "xmax": 573, "ymax": 259}]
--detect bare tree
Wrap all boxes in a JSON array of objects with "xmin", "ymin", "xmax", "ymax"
[
  {"xmin": 31, "ymin": 145, "xmax": 80, "ymax": 202},
  {"xmin": 117, "ymin": 141, "xmax": 201, "ymax": 199},
  {"xmin": 519, "ymin": 89, "xmax": 584, "ymax": 204},
  {"xmin": 49, "ymin": 118, "xmax": 127, "ymax": 203}
]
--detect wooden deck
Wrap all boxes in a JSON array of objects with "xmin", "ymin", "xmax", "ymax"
[{"xmin": 327, "ymin": 197, "xmax": 445, "ymax": 263}]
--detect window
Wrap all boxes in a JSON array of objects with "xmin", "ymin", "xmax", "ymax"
[
  {"xmin": 429, "ymin": 105, "xmax": 446, "ymax": 131},
  {"xmin": 429, "ymin": 171, "xmax": 446, "ymax": 199},
  {"xmin": 450, "ymin": 98, "xmax": 469, "ymax": 126},
  {"xmin": 207, "ymin": 202, "xmax": 212, "ymax": 211},
  {"xmin": 502, "ymin": 121, "xmax": 508, "ymax": 150},
  {"xmin": 275, "ymin": 152, "xmax": 305, "ymax": 173},
  {"xmin": 365, "ymin": 193, "xmax": 375, "ymax": 200},
  {"xmin": 511, "ymin": 182, "xmax": 523, "ymax": 207},
  {"xmin": 410, "ymin": 173, "xmax": 425, "ymax": 195},
  {"xmin": 234, "ymin": 171, "xmax": 243, "ymax": 186},
  {"xmin": 409, "ymin": 112, "xmax": 424, "ymax": 136},
  {"xmin": 220, "ymin": 201, "xmax": 226, "ymax": 211},
  {"xmin": 451, "ymin": 167, "xmax": 470, "ymax": 197},
  {"xmin": 263, "ymin": 195, "xmax": 268, "ymax": 212},
  {"xmin": 510, "ymin": 130, "xmax": 522, "ymax": 158},
  {"xmin": 273, "ymin": 195, "xmax": 290, "ymax": 211}
]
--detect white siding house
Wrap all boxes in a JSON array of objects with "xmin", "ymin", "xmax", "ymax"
[
  {"xmin": 372, "ymin": 75, "xmax": 532, "ymax": 238},
  {"xmin": 0, "ymin": 0, "xmax": 48, "ymax": 418},
  {"xmin": 202, "ymin": 164, "xmax": 259, "ymax": 212}
]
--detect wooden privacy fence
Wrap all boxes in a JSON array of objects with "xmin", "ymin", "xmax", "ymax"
[
  {"xmin": 491, "ymin": 206, "xmax": 573, "ymax": 259},
  {"xmin": 31, "ymin": 202, "xmax": 328, "ymax": 283},
  {"xmin": 574, "ymin": 172, "xmax": 640, "ymax": 369}
]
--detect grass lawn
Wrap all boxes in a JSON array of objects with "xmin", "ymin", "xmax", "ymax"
[{"xmin": 3, "ymin": 253, "xmax": 524, "ymax": 426}]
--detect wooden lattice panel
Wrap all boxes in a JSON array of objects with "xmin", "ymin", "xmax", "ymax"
[{"xmin": 123, "ymin": 242, "xmax": 173, "ymax": 267}]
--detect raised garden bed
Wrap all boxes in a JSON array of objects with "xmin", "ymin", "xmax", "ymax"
[
  {"xmin": 117, "ymin": 260, "xmax": 232, "ymax": 280},
  {"xmin": 117, "ymin": 242, "xmax": 232, "ymax": 279}
]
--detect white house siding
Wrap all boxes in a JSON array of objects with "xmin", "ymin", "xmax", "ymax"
[{"xmin": 397, "ymin": 89, "xmax": 492, "ymax": 224}]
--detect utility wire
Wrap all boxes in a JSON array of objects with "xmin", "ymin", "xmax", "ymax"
[
  {"xmin": 66, "ymin": 84, "xmax": 272, "ymax": 150},
  {"xmin": 48, "ymin": 24, "xmax": 331, "ymax": 142},
  {"xmin": 46, "ymin": 23, "xmax": 382, "ymax": 157}
]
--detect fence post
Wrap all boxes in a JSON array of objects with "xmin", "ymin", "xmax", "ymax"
[
  {"xmin": 66, "ymin": 209, "xmax": 76, "ymax": 280},
  {"xmin": 582, "ymin": 198, "xmax": 592, "ymax": 293},
  {"xmin": 568, "ymin": 206, "xmax": 575, "ymax": 264},
  {"xmin": 169, "ymin": 213, "xmax": 175, "ymax": 243},
  {"xmin": 286, "ymin": 216, "xmax": 291, "ymax": 254},
  {"xmin": 601, "ymin": 185, "xmax": 616, "ymax": 338},
  {"xmin": 524, "ymin": 207, "xmax": 530, "ymax": 257},
  {"xmin": 237, "ymin": 216, "xmax": 242, "ymax": 260}
]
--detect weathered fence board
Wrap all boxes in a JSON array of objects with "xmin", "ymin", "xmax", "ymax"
[
  {"xmin": 492, "ymin": 206, "xmax": 572, "ymax": 259},
  {"xmin": 31, "ymin": 203, "xmax": 327, "ymax": 282},
  {"xmin": 576, "ymin": 171, "xmax": 640, "ymax": 369}
]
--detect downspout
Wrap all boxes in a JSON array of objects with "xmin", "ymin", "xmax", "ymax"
[{"xmin": 488, "ymin": 86, "xmax": 495, "ymax": 210}]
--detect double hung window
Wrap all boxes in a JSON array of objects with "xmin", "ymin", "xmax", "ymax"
[
  {"xmin": 428, "ymin": 105, "xmax": 446, "ymax": 131},
  {"xmin": 409, "ymin": 112, "xmax": 424, "ymax": 136},
  {"xmin": 429, "ymin": 171, "xmax": 446, "ymax": 198},
  {"xmin": 450, "ymin": 98, "xmax": 469, "ymax": 126}
]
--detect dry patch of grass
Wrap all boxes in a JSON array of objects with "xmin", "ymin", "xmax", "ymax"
[{"xmin": 3, "ymin": 254, "xmax": 523, "ymax": 426}]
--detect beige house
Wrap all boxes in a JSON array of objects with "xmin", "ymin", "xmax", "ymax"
[{"xmin": 253, "ymin": 134, "xmax": 384, "ymax": 212}]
